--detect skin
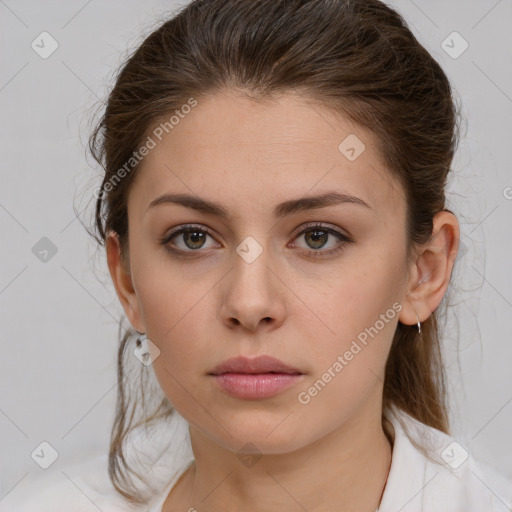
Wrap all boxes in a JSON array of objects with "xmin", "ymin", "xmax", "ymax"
[{"xmin": 106, "ymin": 90, "xmax": 459, "ymax": 511}]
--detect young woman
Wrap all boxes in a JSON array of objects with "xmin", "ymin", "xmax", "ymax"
[{"xmin": 8, "ymin": 0, "xmax": 512, "ymax": 511}]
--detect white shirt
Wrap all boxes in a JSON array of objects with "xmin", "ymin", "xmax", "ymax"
[{"xmin": 3, "ymin": 405, "xmax": 511, "ymax": 512}]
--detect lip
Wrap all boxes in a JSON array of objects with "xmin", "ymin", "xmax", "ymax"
[
  {"xmin": 209, "ymin": 355, "xmax": 302, "ymax": 375},
  {"xmin": 209, "ymin": 355, "xmax": 304, "ymax": 400}
]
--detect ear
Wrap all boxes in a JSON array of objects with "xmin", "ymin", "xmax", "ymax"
[
  {"xmin": 106, "ymin": 231, "xmax": 145, "ymax": 333},
  {"xmin": 399, "ymin": 210, "xmax": 460, "ymax": 326}
]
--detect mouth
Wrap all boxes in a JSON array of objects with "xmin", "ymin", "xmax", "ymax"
[{"xmin": 209, "ymin": 355, "xmax": 304, "ymax": 399}]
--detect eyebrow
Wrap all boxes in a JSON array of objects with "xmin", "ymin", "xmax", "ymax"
[{"xmin": 146, "ymin": 191, "xmax": 373, "ymax": 218}]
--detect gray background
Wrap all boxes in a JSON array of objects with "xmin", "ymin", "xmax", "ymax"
[{"xmin": 1, "ymin": 0, "xmax": 511, "ymax": 500}]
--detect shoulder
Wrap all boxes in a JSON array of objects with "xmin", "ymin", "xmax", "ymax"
[
  {"xmin": 2, "ymin": 413, "xmax": 194, "ymax": 512},
  {"xmin": 0, "ymin": 454, "xmax": 140, "ymax": 512},
  {"xmin": 382, "ymin": 405, "xmax": 512, "ymax": 512}
]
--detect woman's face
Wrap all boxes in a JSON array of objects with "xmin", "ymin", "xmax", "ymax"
[{"xmin": 117, "ymin": 90, "xmax": 414, "ymax": 454}]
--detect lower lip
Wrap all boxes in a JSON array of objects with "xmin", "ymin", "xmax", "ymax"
[{"xmin": 211, "ymin": 373, "xmax": 303, "ymax": 399}]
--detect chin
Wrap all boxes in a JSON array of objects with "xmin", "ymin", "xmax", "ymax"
[{"xmin": 192, "ymin": 408, "xmax": 316, "ymax": 455}]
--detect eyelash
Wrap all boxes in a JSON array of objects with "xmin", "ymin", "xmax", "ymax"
[{"xmin": 159, "ymin": 222, "xmax": 353, "ymax": 260}]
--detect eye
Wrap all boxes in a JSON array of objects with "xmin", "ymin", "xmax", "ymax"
[
  {"xmin": 289, "ymin": 223, "xmax": 353, "ymax": 258},
  {"xmin": 160, "ymin": 224, "xmax": 219, "ymax": 254},
  {"xmin": 159, "ymin": 222, "xmax": 353, "ymax": 259}
]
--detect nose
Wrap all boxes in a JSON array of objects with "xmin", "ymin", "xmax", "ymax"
[{"xmin": 219, "ymin": 243, "xmax": 286, "ymax": 332}]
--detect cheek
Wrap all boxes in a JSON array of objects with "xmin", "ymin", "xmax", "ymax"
[
  {"xmin": 132, "ymin": 246, "xmax": 204, "ymax": 335},
  {"xmin": 143, "ymin": 284, "xmax": 211, "ymax": 412},
  {"xmin": 131, "ymin": 258, "xmax": 209, "ymax": 373},
  {"xmin": 300, "ymin": 251, "xmax": 402, "ymax": 372},
  {"xmin": 294, "ymin": 273, "xmax": 399, "ymax": 428}
]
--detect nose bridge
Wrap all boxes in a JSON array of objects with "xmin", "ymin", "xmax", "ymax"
[
  {"xmin": 232, "ymin": 235, "xmax": 274, "ymax": 300},
  {"xmin": 220, "ymin": 235, "xmax": 283, "ymax": 329}
]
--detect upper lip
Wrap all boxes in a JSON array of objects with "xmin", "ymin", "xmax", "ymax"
[{"xmin": 209, "ymin": 355, "xmax": 303, "ymax": 375}]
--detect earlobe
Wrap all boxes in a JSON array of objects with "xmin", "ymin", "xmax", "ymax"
[
  {"xmin": 105, "ymin": 231, "xmax": 145, "ymax": 333},
  {"xmin": 399, "ymin": 211, "xmax": 460, "ymax": 327}
]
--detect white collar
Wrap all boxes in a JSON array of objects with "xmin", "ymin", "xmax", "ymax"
[{"xmin": 378, "ymin": 404, "xmax": 512, "ymax": 511}]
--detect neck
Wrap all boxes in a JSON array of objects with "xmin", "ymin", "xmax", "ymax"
[{"xmin": 176, "ymin": 402, "xmax": 393, "ymax": 512}]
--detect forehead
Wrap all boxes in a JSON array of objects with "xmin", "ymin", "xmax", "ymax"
[{"xmin": 130, "ymin": 90, "xmax": 405, "ymax": 220}]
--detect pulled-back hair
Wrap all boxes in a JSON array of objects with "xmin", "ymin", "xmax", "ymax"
[{"xmin": 87, "ymin": 0, "xmax": 462, "ymax": 504}]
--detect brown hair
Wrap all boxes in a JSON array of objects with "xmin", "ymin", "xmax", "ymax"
[{"xmin": 87, "ymin": 0, "xmax": 462, "ymax": 504}]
